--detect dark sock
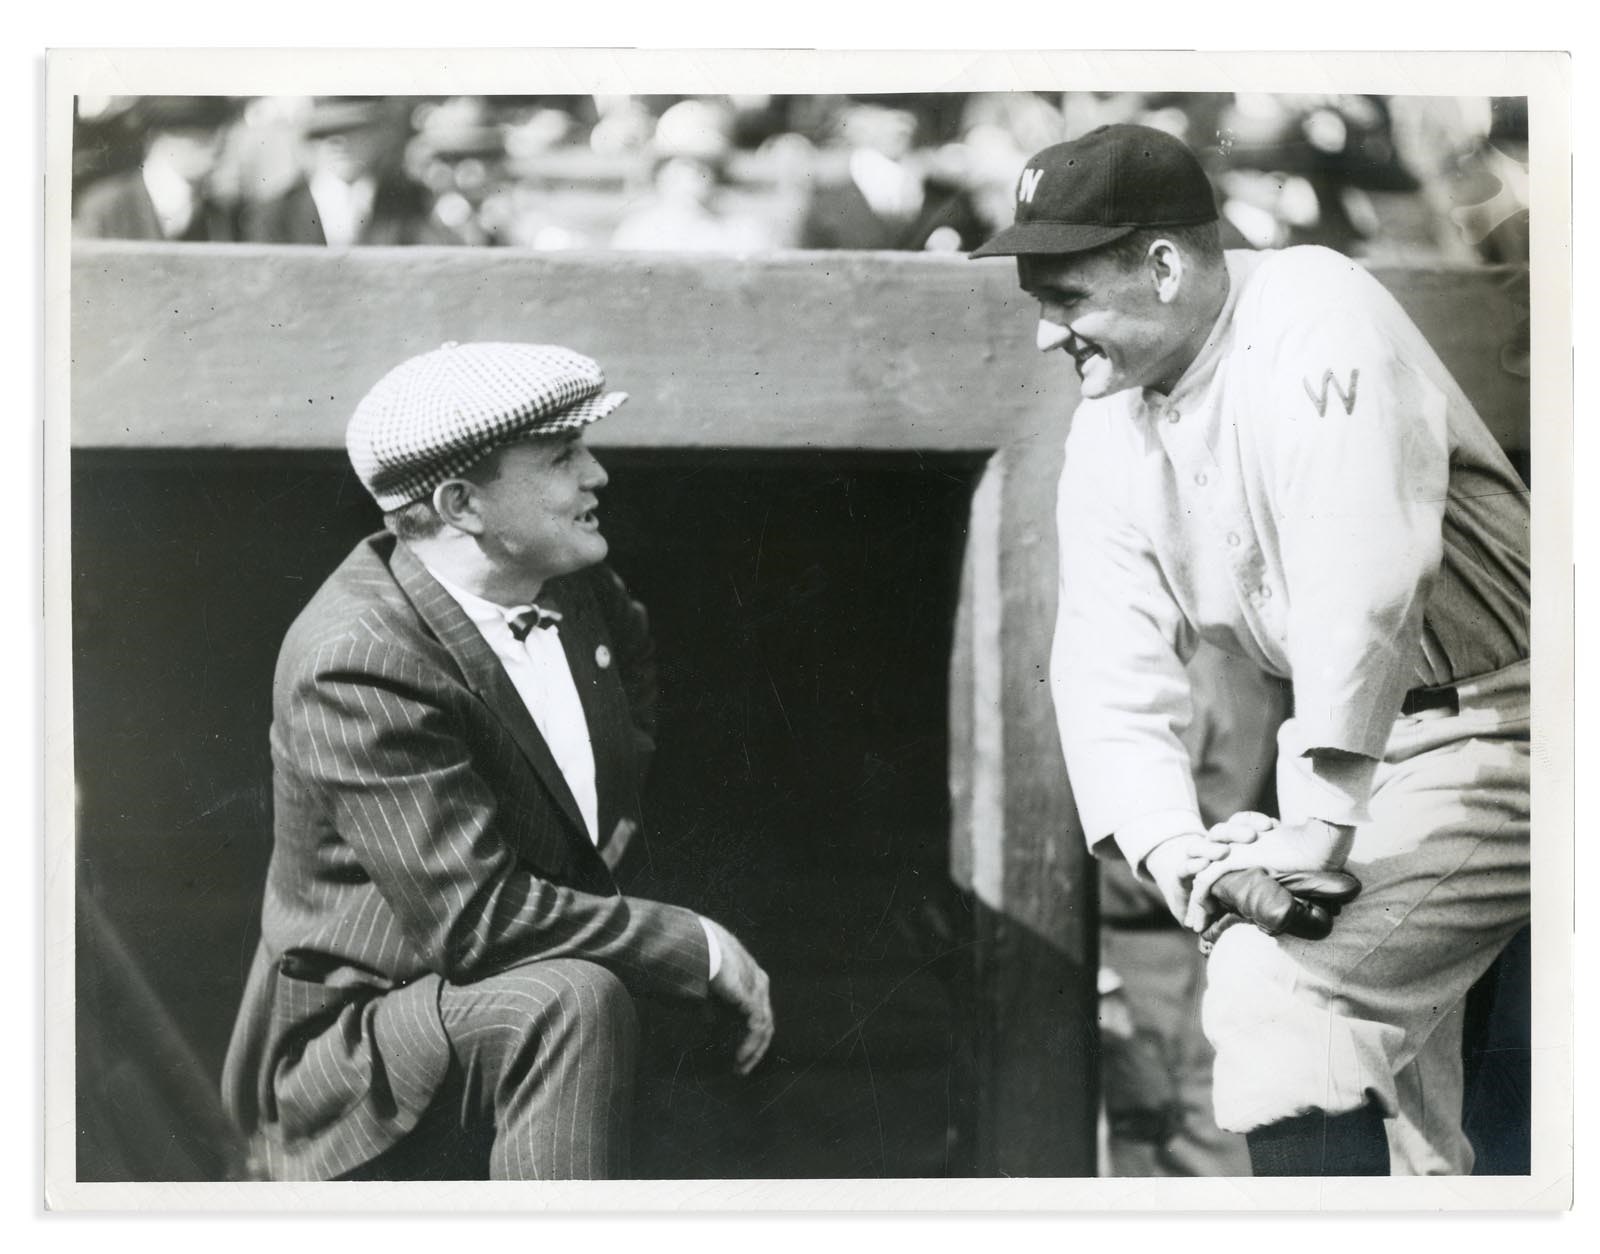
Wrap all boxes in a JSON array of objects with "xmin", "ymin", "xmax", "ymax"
[{"xmin": 1246, "ymin": 1103, "xmax": 1390, "ymax": 1176}]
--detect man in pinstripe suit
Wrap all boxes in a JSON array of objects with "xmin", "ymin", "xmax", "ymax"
[{"xmin": 222, "ymin": 342, "xmax": 774, "ymax": 1181}]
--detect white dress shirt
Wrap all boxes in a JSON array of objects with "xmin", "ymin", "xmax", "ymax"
[
  {"xmin": 141, "ymin": 155, "xmax": 200, "ymax": 240},
  {"xmin": 308, "ymin": 170, "xmax": 376, "ymax": 246},
  {"xmin": 849, "ymin": 146, "xmax": 925, "ymax": 221},
  {"xmin": 1051, "ymin": 246, "xmax": 1529, "ymax": 872},
  {"xmin": 426, "ymin": 568, "xmax": 599, "ymax": 842},
  {"xmin": 424, "ymin": 563, "xmax": 722, "ymax": 978}
]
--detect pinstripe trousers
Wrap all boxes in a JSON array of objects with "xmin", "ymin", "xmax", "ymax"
[{"xmin": 341, "ymin": 959, "xmax": 639, "ymax": 1180}]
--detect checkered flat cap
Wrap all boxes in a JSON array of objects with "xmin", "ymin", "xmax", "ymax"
[{"xmin": 347, "ymin": 342, "xmax": 627, "ymax": 511}]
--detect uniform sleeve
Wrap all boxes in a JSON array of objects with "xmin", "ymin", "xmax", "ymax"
[
  {"xmin": 1265, "ymin": 298, "xmax": 1451, "ymax": 819},
  {"xmin": 287, "ymin": 636, "xmax": 709, "ymax": 1002},
  {"xmin": 1051, "ymin": 408, "xmax": 1205, "ymax": 869}
]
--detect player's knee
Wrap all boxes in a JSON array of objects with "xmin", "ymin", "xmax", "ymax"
[
  {"xmin": 1200, "ymin": 926, "xmax": 1295, "ymax": 1044},
  {"xmin": 1204, "ymin": 924, "xmax": 1280, "ymax": 999}
]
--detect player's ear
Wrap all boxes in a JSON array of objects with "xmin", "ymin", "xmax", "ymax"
[
  {"xmin": 432, "ymin": 478, "xmax": 485, "ymax": 536},
  {"xmin": 1147, "ymin": 237, "xmax": 1185, "ymax": 304}
]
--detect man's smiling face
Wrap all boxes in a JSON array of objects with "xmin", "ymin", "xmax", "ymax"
[
  {"xmin": 470, "ymin": 431, "xmax": 610, "ymax": 592},
  {"xmin": 1020, "ymin": 247, "xmax": 1189, "ymax": 399}
]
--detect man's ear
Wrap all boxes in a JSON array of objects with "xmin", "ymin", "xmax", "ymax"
[
  {"xmin": 1147, "ymin": 238, "xmax": 1185, "ymax": 304},
  {"xmin": 431, "ymin": 478, "xmax": 484, "ymax": 535}
]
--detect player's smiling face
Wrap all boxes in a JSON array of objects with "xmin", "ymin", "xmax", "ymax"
[{"xmin": 1020, "ymin": 247, "xmax": 1191, "ymax": 398}]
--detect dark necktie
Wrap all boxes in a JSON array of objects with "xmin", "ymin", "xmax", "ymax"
[{"xmin": 508, "ymin": 604, "xmax": 563, "ymax": 642}]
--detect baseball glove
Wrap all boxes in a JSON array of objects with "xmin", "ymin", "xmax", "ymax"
[{"xmin": 1198, "ymin": 866, "xmax": 1364, "ymax": 955}]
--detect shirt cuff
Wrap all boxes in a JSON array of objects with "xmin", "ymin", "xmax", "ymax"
[
  {"xmin": 1112, "ymin": 807, "xmax": 1206, "ymax": 879},
  {"xmin": 698, "ymin": 916, "xmax": 722, "ymax": 981},
  {"xmin": 1295, "ymin": 749, "xmax": 1381, "ymax": 827}
]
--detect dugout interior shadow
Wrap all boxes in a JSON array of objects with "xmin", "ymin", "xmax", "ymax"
[{"xmin": 70, "ymin": 448, "xmax": 985, "ymax": 1181}]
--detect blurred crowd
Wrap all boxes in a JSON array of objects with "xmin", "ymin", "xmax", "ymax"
[{"xmin": 72, "ymin": 90, "xmax": 1530, "ymax": 266}]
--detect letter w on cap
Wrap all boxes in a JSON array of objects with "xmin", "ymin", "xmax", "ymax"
[{"xmin": 1018, "ymin": 168, "xmax": 1045, "ymax": 205}]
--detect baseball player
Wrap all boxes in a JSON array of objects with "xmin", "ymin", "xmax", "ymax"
[{"xmin": 971, "ymin": 124, "xmax": 1530, "ymax": 1175}]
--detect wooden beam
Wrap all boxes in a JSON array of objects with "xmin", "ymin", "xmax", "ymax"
[
  {"xmin": 70, "ymin": 243, "xmax": 1046, "ymax": 452},
  {"xmin": 952, "ymin": 438, "xmax": 1099, "ymax": 1177}
]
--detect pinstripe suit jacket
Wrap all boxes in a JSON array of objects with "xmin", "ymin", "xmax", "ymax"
[{"xmin": 221, "ymin": 534, "xmax": 710, "ymax": 1180}]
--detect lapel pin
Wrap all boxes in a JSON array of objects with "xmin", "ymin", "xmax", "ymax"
[{"xmin": 595, "ymin": 645, "xmax": 612, "ymax": 669}]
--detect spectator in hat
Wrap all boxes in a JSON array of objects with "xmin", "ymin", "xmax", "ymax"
[
  {"xmin": 221, "ymin": 342, "xmax": 774, "ymax": 1180},
  {"xmin": 611, "ymin": 99, "xmax": 776, "ymax": 252},
  {"xmin": 409, "ymin": 97, "xmax": 516, "ymax": 246},
  {"xmin": 73, "ymin": 96, "xmax": 242, "ymax": 242},
  {"xmin": 1214, "ymin": 93, "xmax": 1422, "ymax": 257},
  {"xmin": 241, "ymin": 97, "xmax": 445, "ymax": 246},
  {"xmin": 799, "ymin": 100, "xmax": 986, "ymax": 253}
]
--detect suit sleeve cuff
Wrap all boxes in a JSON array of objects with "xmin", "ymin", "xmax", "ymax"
[
  {"xmin": 1112, "ymin": 808, "xmax": 1206, "ymax": 879},
  {"xmin": 698, "ymin": 916, "xmax": 722, "ymax": 981}
]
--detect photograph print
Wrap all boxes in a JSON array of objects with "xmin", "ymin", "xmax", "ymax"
[{"xmin": 46, "ymin": 49, "xmax": 1572, "ymax": 1208}]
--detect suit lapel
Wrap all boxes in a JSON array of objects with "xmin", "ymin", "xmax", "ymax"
[
  {"xmin": 289, "ymin": 184, "xmax": 325, "ymax": 245},
  {"xmin": 388, "ymin": 542, "xmax": 592, "ymax": 844},
  {"xmin": 545, "ymin": 578, "xmax": 630, "ymax": 851}
]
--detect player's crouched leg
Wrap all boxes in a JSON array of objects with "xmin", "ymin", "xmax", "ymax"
[
  {"xmin": 439, "ymin": 958, "xmax": 640, "ymax": 1180},
  {"xmin": 1201, "ymin": 924, "xmax": 1399, "ymax": 1174}
]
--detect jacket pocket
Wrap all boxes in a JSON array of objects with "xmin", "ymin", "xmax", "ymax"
[{"xmin": 265, "ymin": 962, "xmax": 381, "ymax": 1137}]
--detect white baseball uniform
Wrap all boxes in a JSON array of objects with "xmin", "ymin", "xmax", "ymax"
[{"xmin": 1051, "ymin": 245, "xmax": 1530, "ymax": 1174}]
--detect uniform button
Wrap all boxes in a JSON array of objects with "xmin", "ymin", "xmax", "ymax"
[
  {"xmin": 1166, "ymin": 409, "xmax": 1181, "ymax": 424},
  {"xmin": 1194, "ymin": 471, "xmax": 1208, "ymax": 486},
  {"xmin": 1258, "ymin": 586, "xmax": 1272, "ymax": 600},
  {"xmin": 1226, "ymin": 532, "xmax": 1241, "ymax": 547}
]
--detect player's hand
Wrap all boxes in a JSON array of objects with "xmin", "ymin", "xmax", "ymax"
[
  {"xmin": 1185, "ymin": 817, "xmax": 1354, "ymax": 932},
  {"xmin": 704, "ymin": 918, "xmax": 774, "ymax": 1076},
  {"xmin": 1142, "ymin": 820, "xmax": 1264, "ymax": 927},
  {"xmin": 1197, "ymin": 866, "xmax": 1364, "ymax": 952}
]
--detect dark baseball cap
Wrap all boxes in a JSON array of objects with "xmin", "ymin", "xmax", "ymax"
[{"xmin": 970, "ymin": 123, "xmax": 1218, "ymax": 258}]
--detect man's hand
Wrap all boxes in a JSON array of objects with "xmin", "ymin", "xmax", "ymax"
[
  {"xmin": 1184, "ymin": 815, "xmax": 1355, "ymax": 932},
  {"xmin": 703, "ymin": 918, "xmax": 774, "ymax": 1076},
  {"xmin": 1142, "ymin": 816, "xmax": 1267, "ymax": 927}
]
